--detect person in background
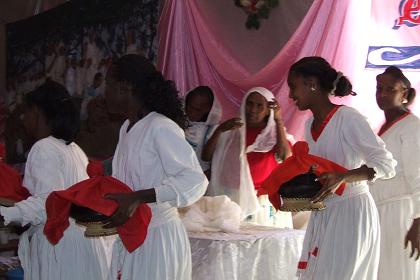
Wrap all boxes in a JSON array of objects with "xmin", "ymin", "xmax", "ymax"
[
  {"xmin": 80, "ymin": 72, "xmax": 104, "ymax": 121},
  {"xmin": 184, "ymin": 86, "xmax": 221, "ymax": 178},
  {"xmin": 287, "ymin": 56, "xmax": 396, "ymax": 279},
  {"xmin": 103, "ymin": 54, "xmax": 208, "ymax": 280},
  {"xmin": 370, "ymin": 66, "xmax": 420, "ymax": 279},
  {"xmin": 0, "ymin": 81, "xmax": 112, "ymax": 280},
  {"xmin": 64, "ymin": 55, "xmax": 78, "ymax": 97}
]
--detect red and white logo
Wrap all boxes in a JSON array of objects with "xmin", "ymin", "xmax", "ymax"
[{"xmin": 394, "ymin": 0, "xmax": 420, "ymax": 29}]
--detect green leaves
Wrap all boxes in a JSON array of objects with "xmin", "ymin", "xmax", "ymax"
[{"xmin": 236, "ymin": 0, "xmax": 279, "ymax": 30}]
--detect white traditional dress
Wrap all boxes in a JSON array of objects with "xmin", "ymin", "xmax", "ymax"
[
  {"xmin": 297, "ymin": 106, "xmax": 396, "ymax": 280},
  {"xmin": 207, "ymin": 87, "xmax": 293, "ymax": 227},
  {"xmin": 185, "ymin": 90, "xmax": 222, "ymax": 172},
  {"xmin": 109, "ymin": 112, "xmax": 208, "ymax": 280},
  {"xmin": 0, "ymin": 136, "xmax": 113, "ymax": 280},
  {"xmin": 370, "ymin": 113, "xmax": 420, "ymax": 280}
]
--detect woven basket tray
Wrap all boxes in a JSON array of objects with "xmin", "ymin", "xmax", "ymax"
[
  {"xmin": 76, "ymin": 221, "xmax": 118, "ymax": 237},
  {"xmin": 0, "ymin": 198, "xmax": 16, "ymax": 207},
  {"xmin": 279, "ymin": 197, "xmax": 326, "ymax": 212}
]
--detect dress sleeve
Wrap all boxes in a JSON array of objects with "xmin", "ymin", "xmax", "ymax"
[
  {"xmin": 0, "ymin": 142, "xmax": 65, "ymax": 226},
  {"xmin": 153, "ymin": 123, "xmax": 208, "ymax": 208},
  {"xmin": 400, "ymin": 121, "xmax": 420, "ymax": 219},
  {"xmin": 343, "ymin": 109, "xmax": 396, "ymax": 181}
]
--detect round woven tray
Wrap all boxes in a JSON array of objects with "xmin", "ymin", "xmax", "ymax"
[
  {"xmin": 0, "ymin": 198, "xmax": 16, "ymax": 207},
  {"xmin": 279, "ymin": 197, "xmax": 326, "ymax": 212},
  {"xmin": 76, "ymin": 221, "xmax": 118, "ymax": 237}
]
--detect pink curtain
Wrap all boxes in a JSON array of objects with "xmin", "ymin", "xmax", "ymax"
[{"xmin": 157, "ymin": 0, "xmax": 371, "ymax": 139}]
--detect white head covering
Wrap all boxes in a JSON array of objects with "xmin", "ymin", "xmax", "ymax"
[
  {"xmin": 204, "ymin": 93, "xmax": 222, "ymax": 126},
  {"xmin": 242, "ymin": 87, "xmax": 277, "ymax": 153},
  {"xmin": 208, "ymin": 87, "xmax": 280, "ymax": 219},
  {"xmin": 184, "ymin": 87, "xmax": 222, "ymax": 126}
]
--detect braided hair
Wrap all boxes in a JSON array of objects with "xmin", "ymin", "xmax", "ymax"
[
  {"xmin": 25, "ymin": 81, "xmax": 80, "ymax": 144},
  {"xmin": 377, "ymin": 66, "xmax": 416, "ymax": 106},
  {"xmin": 289, "ymin": 56, "xmax": 356, "ymax": 97}
]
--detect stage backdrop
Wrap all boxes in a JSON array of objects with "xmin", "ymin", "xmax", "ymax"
[
  {"xmin": 4, "ymin": 0, "xmax": 161, "ymax": 163},
  {"xmin": 6, "ymin": 0, "xmax": 160, "ymax": 107},
  {"xmin": 158, "ymin": 0, "xmax": 420, "ymax": 139}
]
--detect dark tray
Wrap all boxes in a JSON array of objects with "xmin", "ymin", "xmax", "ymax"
[
  {"xmin": 69, "ymin": 204, "xmax": 109, "ymax": 223},
  {"xmin": 279, "ymin": 170, "xmax": 322, "ymax": 199}
]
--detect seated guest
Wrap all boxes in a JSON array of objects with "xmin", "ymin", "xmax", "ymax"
[
  {"xmin": 370, "ymin": 66, "xmax": 420, "ymax": 278},
  {"xmin": 0, "ymin": 81, "xmax": 112, "ymax": 280},
  {"xmin": 184, "ymin": 86, "xmax": 221, "ymax": 178},
  {"xmin": 202, "ymin": 87, "xmax": 293, "ymax": 226}
]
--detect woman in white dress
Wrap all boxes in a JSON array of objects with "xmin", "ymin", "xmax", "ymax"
[
  {"xmin": 287, "ymin": 57, "xmax": 396, "ymax": 279},
  {"xmin": 370, "ymin": 66, "xmax": 420, "ymax": 279},
  {"xmin": 0, "ymin": 81, "xmax": 111, "ymax": 280},
  {"xmin": 103, "ymin": 54, "xmax": 208, "ymax": 280}
]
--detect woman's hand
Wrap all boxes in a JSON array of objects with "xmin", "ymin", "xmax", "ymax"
[
  {"xmin": 311, "ymin": 172, "xmax": 346, "ymax": 203},
  {"xmin": 217, "ymin": 118, "xmax": 243, "ymax": 132},
  {"xmin": 268, "ymin": 99, "xmax": 282, "ymax": 122},
  {"xmin": 103, "ymin": 192, "xmax": 141, "ymax": 228},
  {"xmin": 201, "ymin": 118, "xmax": 242, "ymax": 162},
  {"xmin": 405, "ymin": 218, "xmax": 420, "ymax": 260}
]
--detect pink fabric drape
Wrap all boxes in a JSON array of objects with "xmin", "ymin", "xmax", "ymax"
[{"xmin": 157, "ymin": 0, "xmax": 368, "ymax": 139}]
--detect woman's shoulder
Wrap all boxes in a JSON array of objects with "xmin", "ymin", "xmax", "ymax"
[
  {"xmin": 148, "ymin": 112, "xmax": 184, "ymax": 135},
  {"xmin": 337, "ymin": 105, "xmax": 364, "ymax": 117},
  {"xmin": 399, "ymin": 113, "xmax": 420, "ymax": 133},
  {"xmin": 27, "ymin": 137, "xmax": 63, "ymax": 160},
  {"xmin": 335, "ymin": 105, "xmax": 369, "ymax": 123},
  {"xmin": 31, "ymin": 136, "xmax": 64, "ymax": 150},
  {"xmin": 405, "ymin": 112, "xmax": 420, "ymax": 125}
]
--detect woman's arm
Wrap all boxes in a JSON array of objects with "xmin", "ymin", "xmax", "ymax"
[
  {"xmin": 312, "ymin": 165, "xmax": 375, "ymax": 203},
  {"xmin": 399, "ymin": 120, "xmax": 420, "ymax": 259},
  {"xmin": 269, "ymin": 99, "xmax": 291, "ymax": 161},
  {"xmin": 400, "ymin": 121, "xmax": 420, "ymax": 221},
  {"xmin": 1, "ymin": 143, "xmax": 65, "ymax": 226},
  {"xmin": 405, "ymin": 218, "xmax": 420, "ymax": 260},
  {"xmin": 201, "ymin": 118, "xmax": 243, "ymax": 162},
  {"xmin": 105, "ymin": 121, "xmax": 209, "ymax": 227},
  {"xmin": 274, "ymin": 119, "xmax": 292, "ymax": 161},
  {"xmin": 104, "ymin": 189, "xmax": 156, "ymax": 227},
  {"xmin": 343, "ymin": 108, "xmax": 396, "ymax": 181}
]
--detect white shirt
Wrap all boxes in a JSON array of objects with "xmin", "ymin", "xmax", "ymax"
[
  {"xmin": 370, "ymin": 113, "xmax": 420, "ymax": 218},
  {"xmin": 304, "ymin": 106, "xmax": 396, "ymax": 187},
  {"xmin": 112, "ymin": 112, "xmax": 208, "ymax": 211},
  {"xmin": 1, "ymin": 136, "xmax": 88, "ymax": 225}
]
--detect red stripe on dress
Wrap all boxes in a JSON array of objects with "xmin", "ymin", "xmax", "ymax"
[
  {"xmin": 378, "ymin": 112, "xmax": 410, "ymax": 136},
  {"xmin": 311, "ymin": 247, "xmax": 319, "ymax": 256},
  {"xmin": 298, "ymin": 261, "xmax": 308, "ymax": 269},
  {"xmin": 311, "ymin": 105, "xmax": 342, "ymax": 142}
]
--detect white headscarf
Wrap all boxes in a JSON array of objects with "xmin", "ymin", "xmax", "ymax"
[{"xmin": 208, "ymin": 87, "xmax": 280, "ymax": 219}]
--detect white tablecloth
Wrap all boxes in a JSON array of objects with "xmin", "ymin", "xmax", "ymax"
[{"xmin": 189, "ymin": 223, "xmax": 305, "ymax": 280}]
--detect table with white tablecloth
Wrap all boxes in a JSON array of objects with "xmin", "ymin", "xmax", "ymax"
[{"xmin": 189, "ymin": 223, "xmax": 305, "ymax": 280}]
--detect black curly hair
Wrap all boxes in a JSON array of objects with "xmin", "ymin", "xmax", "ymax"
[
  {"xmin": 288, "ymin": 56, "xmax": 356, "ymax": 97},
  {"xmin": 25, "ymin": 80, "xmax": 80, "ymax": 144},
  {"xmin": 111, "ymin": 54, "xmax": 188, "ymax": 129},
  {"xmin": 377, "ymin": 66, "xmax": 416, "ymax": 106}
]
